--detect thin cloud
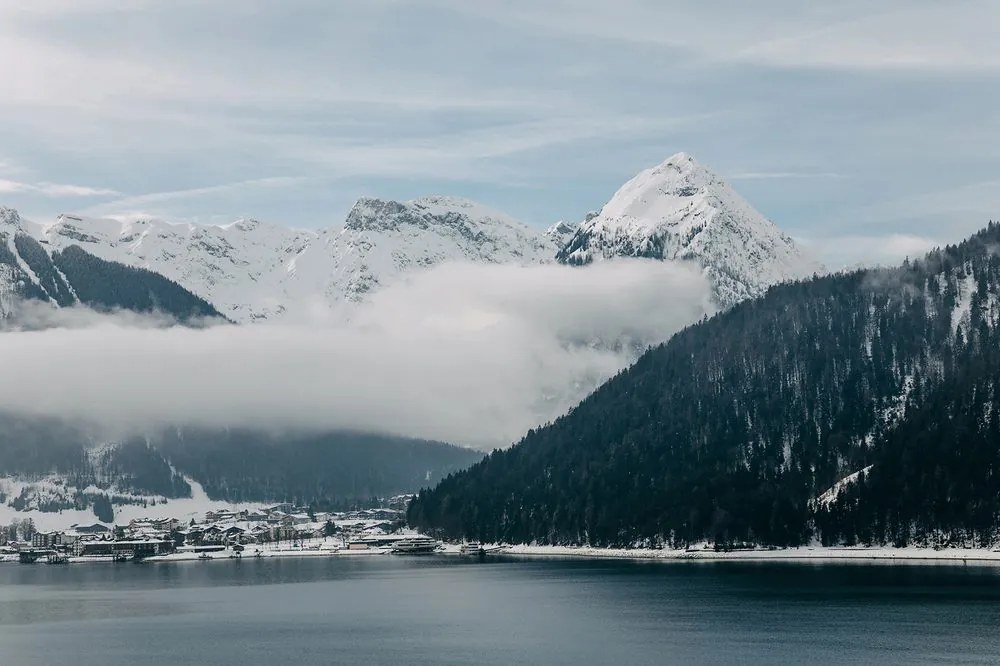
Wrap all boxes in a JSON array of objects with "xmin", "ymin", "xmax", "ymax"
[
  {"xmin": 0, "ymin": 178, "xmax": 119, "ymax": 197},
  {"xmin": 800, "ymin": 233, "xmax": 941, "ymax": 269},
  {"xmin": 81, "ymin": 177, "xmax": 305, "ymax": 217},
  {"xmin": 729, "ymin": 171, "xmax": 847, "ymax": 181},
  {"xmin": 841, "ymin": 179, "xmax": 1000, "ymax": 226},
  {"xmin": 736, "ymin": 3, "xmax": 1000, "ymax": 71}
]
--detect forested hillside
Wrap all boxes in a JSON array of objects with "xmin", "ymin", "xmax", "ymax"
[
  {"xmin": 52, "ymin": 245, "xmax": 221, "ymax": 321},
  {"xmin": 409, "ymin": 223, "xmax": 1000, "ymax": 548},
  {"xmin": 0, "ymin": 226, "xmax": 223, "ymax": 322},
  {"xmin": 0, "ymin": 412, "xmax": 483, "ymax": 520},
  {"xmin": 154, "ymin": 428, "xmax": 484, "ymax": 505}
]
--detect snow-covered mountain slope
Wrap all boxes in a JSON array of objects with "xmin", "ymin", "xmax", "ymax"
[
  {"xmin": 556, "ymin": 153, "xmax": 822, "ymax": 307},
  {"xmin": 36, "ymin": 196, "xmax": 561, "ymax": 321},
  {"xmin": 318, "ymin": 196, "xmax": 559, "ymax": 303},
  {"xmin": 38, "ymin": 213, "xmax": 315, "ymax": 322},
  {"xmin": 0, "ymin": 206, "xmax": 221, "ymax": 322},
  {"xmin": 543, "ymin": 220, "xmax": 579, "ymax": 249},
  {"xmin": 26, "ymin": 155, "xmax": 815, "ymax": 319}
]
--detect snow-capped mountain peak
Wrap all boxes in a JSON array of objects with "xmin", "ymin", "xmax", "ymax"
[
  {"xmin": 544, "ymin": 220, "xmax": 578, "ymax": 248},
  {"xmin": 597, "ymin": 152, "xmax": 719, "ymax": 222},
  {"xmin": 0, "ymin": 206, "xmax": 22, "ymax": 228},
  {"xmin": 29, "ymin": 195, "xmax": 561, "ymax": 321},
  {"xmin": 10, "ymin": 153, "xmax": 817, "ymax": 319},
  {"xmin": 557, "ymin": 153, "xmax": 821, "ymax": 307},
  {"xmin": 325, "ymin": 195, "xmax": 559, "ymax": 303}
]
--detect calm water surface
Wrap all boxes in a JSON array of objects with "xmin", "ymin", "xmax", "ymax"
[{"xmin": 1, "ymin": 556, "xmax": 999, "ymax": 665}]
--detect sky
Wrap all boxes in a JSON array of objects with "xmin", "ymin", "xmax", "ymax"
[{"xmin": 0, "ymin": 0, "xmax": 998, "ymax": 267}]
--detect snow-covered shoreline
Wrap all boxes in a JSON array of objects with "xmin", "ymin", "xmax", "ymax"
[
  {"xmin": 497, "ymin": 544, "xmax": 1000, "ymax": 564},
  {"xmin": 142, "ymin": 543, "xmax": 385, "ymax": 563},
  {"xmin": 11, "ymin": 539, "xmax": 1000, "ymax": 567}
]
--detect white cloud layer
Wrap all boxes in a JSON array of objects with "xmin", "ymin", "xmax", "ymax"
[{"xmin": 0, "ymin": 260, "xmax": 713, "ymax": 449}]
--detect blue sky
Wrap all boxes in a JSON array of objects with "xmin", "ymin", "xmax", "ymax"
[{"xmin": 0, "ymin": 0, "xmax": 998, "ymax": 266}]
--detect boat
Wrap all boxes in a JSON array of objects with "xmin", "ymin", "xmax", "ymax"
[
  {"xmin": 459, "ymin": 542, "xmax": 483, "ymax": 556},
  {"xmin": 45, "ymin": 553, "xmax": 69, "ymax": 564},
  {"xmin": 459, "ymin": 542, "xmax": 505, "ymax": 556},
  {"xmin": 197, "ymin": 553, "xmax": 213, "ymax": 560},
  {"xmin": 390, "ymin": 536, "xmax": 440, "ymax": 555}
]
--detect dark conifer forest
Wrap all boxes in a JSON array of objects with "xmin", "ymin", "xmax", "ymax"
[
  {"xmin": 153, "ymin": 427, "xmax": 483, "ymax": 505},
  {"xmin": 0, "ymin": 233, "xmax": 223, "ymax": 322},
  {"xmin": 408, "ymin": 223, "xmax": 1000, "ymax": 548},
  {"xmin": 52, "ymin": 245, "xmax": 221, "ymax": 321},
  {"xmin": 0, "ymin": 411, "xmax": 482, "ymax": 516}
]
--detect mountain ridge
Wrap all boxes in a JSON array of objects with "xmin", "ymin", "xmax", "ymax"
[
  {"xmin": 24, "ymin": 153, "xmax": 818, "ymax": 320},
  {"xmin": 408, "ymin": 223, "xmax": 1000, "ymax": 548},
  {"xmin": 0, "ymin": 207, "xmax": 222, "ymax": 322}
]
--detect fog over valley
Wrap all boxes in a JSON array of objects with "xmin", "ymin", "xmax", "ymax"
[{"xmin": 0, "ymin": 259, "xmax": 713, "ymax": 449}]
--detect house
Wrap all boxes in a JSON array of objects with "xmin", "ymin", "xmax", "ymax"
[
  {"xmin": 250, "ymin": 525, "xmax": 272, "ymax": 542},
  {"xmin": 269, "ymin": 525, "xmax": 295, "ymax": 542},
  {"xmin": 201, "ymin": 526, "xmax": 225, "ymax": 544},
  {"xmin": 270, "ymin": 513, "xmax": 298, "ymax": 527},
  {"xmin": 32, "ymin": 531, "xmax": 63, "ymax": 549},
  {"xmin": 222, "ymin": 525, "xmax": 247, "ymax": 543},
  {"xmin": 292, "ymin": 522, "xmax": 325, "ymax": 540},
  {"xmin": 77, "ymin": 539, "xmax": 174, "ymax": 558},
  {"xmin": 356, "ymin": 509, "xmax": 402, "ymax": 521},
  {"xmin": 205, "ymin": 509, "xmax": 240, "ymax": 523},
  {"xmin": 151, "ymin": 518, "xmax": 178, "ymax": 531},
  {"xmin": 70, "ymin": 523, "xmax": 111, "ymax": 535}
]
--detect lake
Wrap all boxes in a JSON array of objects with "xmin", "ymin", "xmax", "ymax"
[{"xmin": 1, "ymin": 555, "xmax": 999, "ymax": 665}]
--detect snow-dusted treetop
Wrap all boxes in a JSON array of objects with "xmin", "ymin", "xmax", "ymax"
[{"xmin": 557, "ymin": 152, "xmax": 822, "ymax": 307}]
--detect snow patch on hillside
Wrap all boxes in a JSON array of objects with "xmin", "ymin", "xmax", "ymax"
[
  {"xmin": 0, "ymin": 473, "xmax": 264, "ymax": 531},
  {"xmin": 814, "ymin": 465, "xmax": 874, "ymax": 507},
  {"xmin": 951, "ymin": 271, "xmax": 977, "ymax": 336}
]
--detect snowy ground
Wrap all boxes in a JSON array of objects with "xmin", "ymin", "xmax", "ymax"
[
  {"xmin": 0, "ymin": 538, "xmax": 392, "ymax": 565},
  {"xmin": 142, "ymin": 538, "xmax": 390, "ymax": 563},
  {"xmin": 0, "ymin": 475, "xmax": 264, "ymax": 532},
  {"xmin": 9, "ymin": 539, "xmax": 1000, "ymax": 567},
  {"xmin": 497, "ymin": 544, "xmax": 1000, "ymax": 564}
]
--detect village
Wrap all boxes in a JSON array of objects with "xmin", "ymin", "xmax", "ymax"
[{"xmin": 0, "ymin": 496, "xmax": 494, "ymax": 564}]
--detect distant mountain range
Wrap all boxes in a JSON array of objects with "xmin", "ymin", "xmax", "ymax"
[
  {"xmin": 408, "ymin": 223, "xmax": 1000, "ymax": 549},
  {"xmin": 28, "ymin": 196, "xmax": 561, "ymax": 322},
  {"xmin": 0, "ymin": 412, "xmax": 482, "ymax": 522},
  {"xmin": 0, "ymin": 207, "xmax": 221, "ymax": 322},
  {"xmin": 15, "ymin": 154, "xmax": 819, "ymax": 321},
  {"xmin": 0, "ymin": 153, "xmax": 824, "ymax": 524}
]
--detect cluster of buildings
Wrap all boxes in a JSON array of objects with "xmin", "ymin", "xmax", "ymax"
[{"xmin": 1, "ymin": 501, "xmax": 409, "ymax": 562}]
